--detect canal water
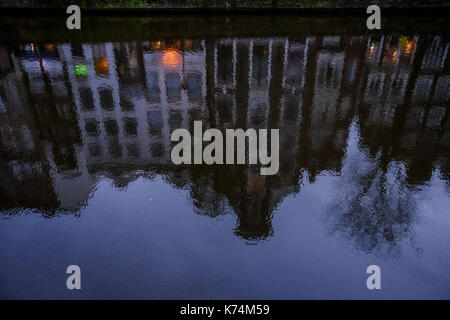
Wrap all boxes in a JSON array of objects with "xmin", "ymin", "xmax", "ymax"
[{"xmin": 0, "ymin": 15, "xmax": 449, "ymax": 299}]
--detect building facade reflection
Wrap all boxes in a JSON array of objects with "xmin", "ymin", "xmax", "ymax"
[{"xmin": 0, "ymin": 35, "xmax": 449, "ymax": 244}]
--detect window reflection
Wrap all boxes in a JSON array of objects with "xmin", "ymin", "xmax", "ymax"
[{"xmin": 165, "ymin": 72, "xmax": 181, "ymax": 102}]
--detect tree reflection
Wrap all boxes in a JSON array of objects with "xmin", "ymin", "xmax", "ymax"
[{"xmin": 326, "ymin": 122, "xmax": 418, "ymax": 256}]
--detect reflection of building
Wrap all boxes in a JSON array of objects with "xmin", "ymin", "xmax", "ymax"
[
  {"xmin": 1, "ymin": 35, "xmax": 449, "ymax": 239},
  {"xmin": 309, "ymin": 36, "xmax": 346, "ymax": 174},
  {"xmin": 401, "ymin": 36, "xmax": 450, "ymax": 182},
  {"xmin": 356, "ymin": 35, "xmax": 450, "ymax": 184},
  {"xmin": 0, "ymin": 43, "xmax": 90, "ymax": 212},
  {"xmin": 61, "ymin": 40, "xmax": 208, "ymax": 170},
  {"xmin": 359, "ymin": 36, "xmax": 418, "ymax": 153}
]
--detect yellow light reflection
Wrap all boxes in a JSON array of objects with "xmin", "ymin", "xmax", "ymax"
[
  {"xmin": 404, "ymin": 40, "xmax": 415, "ymax": 55},
  {"xmin": 392, "ymin": 49, "xmax": 399, "ymax": 62},
  {"xmin": 151, "ymin": 41, "xmax": 162, "ymax": 50},
  {"xmin": 369, "ymin": 43, "xmax": 376, "ymax": 55}
]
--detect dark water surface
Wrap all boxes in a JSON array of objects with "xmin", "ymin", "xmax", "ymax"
[{"xmin": 0, "ymin": 15, "xmax": 449, "ymax": 299}]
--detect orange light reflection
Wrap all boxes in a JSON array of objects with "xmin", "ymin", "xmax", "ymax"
[{"xmin": 161, "ymin": 50, "xmax": 182, "ymax": 67}]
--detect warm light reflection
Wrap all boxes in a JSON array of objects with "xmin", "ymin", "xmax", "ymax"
[
  {"xmin": 404, "ymin": 40, "xmax": 415, "ymax": 55},
  {"xmin": 150, "ymin": 40, "xmax": 182, "ymax": 52},
  {"xmin": 44, "ymin": 44, "xmax": 55, "ymax": 51},
  {"xmin": 392, "ymin": 49, "xmax": 399, "ymax": 62},
  {"xmin": 94, "ymin": 57, "xmax": 109, "ymax": 75},
  {"xmin": 398, "ymin": 36, "xmax": 416, "ymax": 57},
  {"xmin": 249, "ymin": 178, "xmax": 264, "ymax": 194},
  {"xmin": 184, "ymin": 40, "xmax": 193, "ymax": 50},
  {"xmin": 151, "ymin": 41, "xmax": 162, "ymax": 50},
  {"xmin": 369, "ymin": 43, "xmax": 376, "ymax": 55},
  {"xmin": 160, "ymin": 49, "xmax": 182, "ymax": 67}
]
